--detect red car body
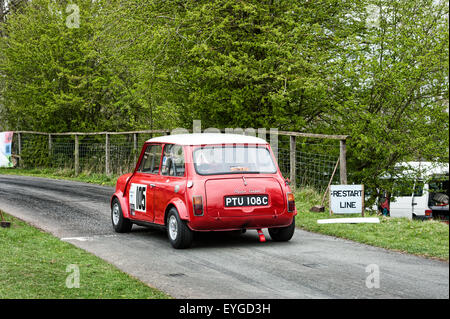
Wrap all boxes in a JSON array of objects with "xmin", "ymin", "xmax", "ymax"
[{"xmin": 111, "ymin": 133, "xmax": 297, "ymax": 248}]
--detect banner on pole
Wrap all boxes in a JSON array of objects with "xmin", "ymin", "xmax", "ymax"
[{"xmin": 0, "ymin": 132, "xmax": 14, "ymax": 168}]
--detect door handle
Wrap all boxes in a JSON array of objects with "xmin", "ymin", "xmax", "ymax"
[
  {"xmin": 149, "ymin": 184, "xmax": 156, "ymax": 188},
  {"xmin": 412, "ymin": 203, "xmax": 417, "ymax": 206}
]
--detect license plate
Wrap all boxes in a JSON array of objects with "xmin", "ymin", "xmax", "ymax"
[{"xmin": 224, "ymin": 195, "xmax": 269, "ymax": 207}]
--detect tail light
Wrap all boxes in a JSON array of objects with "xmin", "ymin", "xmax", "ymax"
[
  {"xmin": 193, "ymin": 195, "xmax": 204, "ymax": 216},
  {"xmin": 287, "ymin": 192, "xmax": 295, "ymax": 212},
  {"xmin": 425, "ymin": 209, "xmax": 432, "ymax": 217}
]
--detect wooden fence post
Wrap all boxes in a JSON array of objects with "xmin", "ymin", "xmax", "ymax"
[
  {"xmin": 17, "ymin": 133, "xmax": 22, "ymax": 167},
  {"xmin": 74, "ymin": 135, "xmax": 79, "ymax": 176},
  {"xmin": 269, "ymin": 128, "xmax": 278, "ymax": 163},
  {"xmin": 133, "ymin": 133, "xmax": 138, "ymax": 164},
  {"xmin": 48, "ymin": 134, "xmax": 52, "ymax": 159},
  {"xmin": 105, "ymin": 133, "xmax": 110, "ymax": 176},
  {"xmin": 339, "ymin": 139, "xmax": 348, "ymax": 185},
  {"xmin": 290, "ymin": 135, "xmax": 297, "ymax": 189}
]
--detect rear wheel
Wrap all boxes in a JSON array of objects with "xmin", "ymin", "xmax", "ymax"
[
  {"xmin": 111, "ymin": 198, "xmax": 132, "ymax": 233},
  {"xmin": 268, "ymin": 217, "xmax": 295, "ymax": 242},
  {"xmin": 167, "ymin": 207, "xmax": 193, "ymax": 249}
]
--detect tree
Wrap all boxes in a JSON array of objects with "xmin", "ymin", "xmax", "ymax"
[
  {"xmin": 1, "ymin": 0, "xmax": 27, "ymax": 24},
  {"xmin": 325, "ymin": 0, "xmax": 449, "ymax": 197},
  {"xmin": 0, "ymin": 0, "xmax": 129, "ymax": 132},
  {"xmin": 94, "ymin": 0, "xmax": 186, "ymax": 131},
  {"xmin": 95, "ymin": 0, "xmax": 364, "ymax": 131},
  {"xmin": 172, "ymin": 0, "xmax": 364, "ymax": 130}
]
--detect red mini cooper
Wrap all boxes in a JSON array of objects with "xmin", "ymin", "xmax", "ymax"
[{"xmin": 111, "ymin": 133, "xmax": 297, "ymax": 248}]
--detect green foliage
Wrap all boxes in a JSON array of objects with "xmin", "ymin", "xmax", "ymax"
[
  {"xmin": 0, "ymin": 0, "xmax": 143, "ymax": 132},
  {"xmin": 1, "ymin": 0, "xmax": 98, "ymax": 131},
  {"xmin": 20, "ymin": 135, "xmax": 50, "ymax": 168},
  {"xmin": 172, "ymin": 0, "xmax": 364, "ymax": 130},
  {"xmin": 327, "ymin": 0, "xmax": 449, "ymax": 192},
  {"xmin": 94, "ymin": 0, "xmax": 186, "ymax": 130},
  {"xmin": 0, "ymin": 0, "xmax": 448, "ymax": 192}
]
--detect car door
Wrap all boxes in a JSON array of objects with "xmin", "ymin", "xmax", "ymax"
[
  {"xmin": 128, "ymin": 143, "xmax": 163, "ymax": 223},
  {"xmin": 390, "ymin": 180, "xmax": 415, "ymax": 218},
  {"xmin": 411, "ymin": 181, "xmax": 426, "ymax": 216},
  {"xmin": 152, "ymin": 144, "xmax": 187, "ymax": 224}
]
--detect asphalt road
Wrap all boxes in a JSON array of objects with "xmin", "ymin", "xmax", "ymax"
[{"xmin": 0, "ymin": 174, "xmax": 448, "ymax": 299}]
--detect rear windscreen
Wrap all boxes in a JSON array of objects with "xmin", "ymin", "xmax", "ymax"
[{"xmin": 193, "ymin": 146, "xmax": 277, "ymax": 175}]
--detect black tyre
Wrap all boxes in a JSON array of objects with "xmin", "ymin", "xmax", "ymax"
[
  {"xmin": 166, "ymin": 207, "xmax": 194, "ymax": 249},
  {"xmin": 268, "ymin": 217, "xmax": 295, "ymax": 242},
  {"xmin": 111, "ymin": 198, "xmax": 132, "ymax": 233}
]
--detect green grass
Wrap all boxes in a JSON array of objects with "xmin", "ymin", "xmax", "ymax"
[
  {"xmin": 0, "ymin": 212, "xmax": 170, "ymax": 299},
  {"xmin": 0, "ymin": 167, "xmax": 118, "ymax": 187},
  {"xmin": 295, "ymin": 187, "xmax": 449, "ymax": 261}
]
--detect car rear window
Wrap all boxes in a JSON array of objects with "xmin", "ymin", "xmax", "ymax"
[{"xmin": 193, "ymin": 145, "xmax": 277, "ymax": 175}]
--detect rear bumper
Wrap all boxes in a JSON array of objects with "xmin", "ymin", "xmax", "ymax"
[{"xmin": 187, "ymin": 212, "xmax": 296, "ymax": 231}]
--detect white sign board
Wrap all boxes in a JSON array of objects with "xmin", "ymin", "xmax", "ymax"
[{"xmin": 330, "ymin": 184, "xmax": 364, "ymax": 215}]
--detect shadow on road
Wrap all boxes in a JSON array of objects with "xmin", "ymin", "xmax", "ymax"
[{"xmin": 128, "ymin": 225, "xmax": 291, "ymax": 250}]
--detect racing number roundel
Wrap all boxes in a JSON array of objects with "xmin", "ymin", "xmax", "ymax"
[
  {"xmin": 130, "ymin": 184, "xmax": 147, "ymax": 215},
  {"xmin": 136, "ymin": 185, "xmax": 146, "ymax": 211}
]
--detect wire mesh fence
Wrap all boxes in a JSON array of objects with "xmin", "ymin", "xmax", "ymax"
[
  {"xmin": 10, "ymin": 130, "xmax": 346, "ymax": 190},
  {"xmin": 276, "ymin": 134, "xmax": 341, "ymax": 191},
  {"xmin": 51, "ymin": 135, "xmax": 74, "ymax": 170}
]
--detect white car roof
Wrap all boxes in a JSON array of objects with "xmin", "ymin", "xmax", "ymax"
[{"xmin": 146, "ymin": 133, "xmax": 268, "ymax": 146}]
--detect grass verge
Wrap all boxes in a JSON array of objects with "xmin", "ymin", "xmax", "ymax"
[
  {"xmin": 295, "ymin": 187, "xmax": 449, "ymax": 261},
  {"xmin": 0, "ymin": 211, "xmax": 170, "ymax": 299},
  {"xmin": 0, "ymin": 167, "xmax": 118, "ymax": 187}
]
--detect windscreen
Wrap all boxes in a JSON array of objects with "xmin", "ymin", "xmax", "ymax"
[{"xmin": 193, "ymin": 145, "xmax": 277, "ymax": 175}]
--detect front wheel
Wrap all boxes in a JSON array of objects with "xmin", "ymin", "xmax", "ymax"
[
  {"xmin": 111, "ymin": 198, "xmax": 132, "ymax": 233},
  {"xmin": 167, "ymin": 208, "xmax": 193, "ymax": 249},
  {"xmin": 268, "ymin": 217, "xmax": 295, "ymax": 242}
]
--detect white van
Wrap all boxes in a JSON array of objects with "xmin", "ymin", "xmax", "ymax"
[{"xmin": 376, "ymin": 162, "xmax": 449, "ymax": 220}]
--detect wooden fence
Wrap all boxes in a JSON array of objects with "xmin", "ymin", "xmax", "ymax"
[{"xmin": 12, "ymin": 129, "xmax": 349, "ymax": 189}]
